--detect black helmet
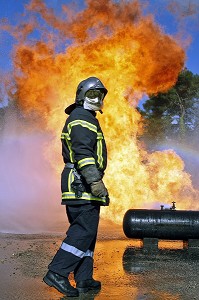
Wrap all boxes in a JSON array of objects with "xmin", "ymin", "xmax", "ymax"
[
  {"xmin": 75, "ymin": 77, "xmax": 108, "ymax": 104},
  {"xmin": 65, "ymin": 77, "xmax": 108, "ymax": 115}
]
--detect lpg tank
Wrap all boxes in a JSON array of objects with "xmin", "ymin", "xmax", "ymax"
[{"xmin": 123, "ymin": 208, "xmax": 199, "ymax": 240}]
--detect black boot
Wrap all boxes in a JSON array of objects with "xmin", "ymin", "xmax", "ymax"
[
  {"xmin": 76, "ymin": 278, "xmax": 101, "ymax": 293},
  {"xmin": 43, "ymin": 270, "xmax": 79, "ymax": 297}
]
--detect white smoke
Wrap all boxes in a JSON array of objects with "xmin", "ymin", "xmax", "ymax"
[{"xmin": 0, "ymin": 107, "xmax": 67, "ymax": 233}]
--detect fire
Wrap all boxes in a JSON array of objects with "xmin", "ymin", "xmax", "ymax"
[{"xmin": 6, "ymin": 0, "xmax": 199, "ymax": 224}]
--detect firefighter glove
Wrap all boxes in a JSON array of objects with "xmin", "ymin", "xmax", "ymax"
[
  {"xmin": 80, "ymin": 165, "xmax": 101, "ymax": 184},
  {"xmin": 90, "ymin": 180, "xmax": 108, "ymax": 198}
]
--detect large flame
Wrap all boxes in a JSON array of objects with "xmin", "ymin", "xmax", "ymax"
[{"xmin": 7, "ymin": 0, "xmax": 199, "ymax": 223}]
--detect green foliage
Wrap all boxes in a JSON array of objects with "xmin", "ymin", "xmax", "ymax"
[
  {"xmin": 0, "ymin": 107, "xmax": 6, "ymax": 134},
  {"xmin": 138, "ymin": 68, "xmax": 199, "ymax": 146}
]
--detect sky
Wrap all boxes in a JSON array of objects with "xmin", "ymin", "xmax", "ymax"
[
  {"xmin": 0, "ymin": 0, "xmax": 199, "ymax": 89},
  {"xmin": 0, "ymin": 0, "xmax": 198, "ymax": 115},
  {"xmin": 148, "ymin": 0, "xmax": 199, "ymax": 75}
]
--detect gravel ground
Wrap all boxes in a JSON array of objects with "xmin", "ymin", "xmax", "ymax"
[{"xmin": 1, "ymin": 221, "xmax": 199, "ymax": 300}]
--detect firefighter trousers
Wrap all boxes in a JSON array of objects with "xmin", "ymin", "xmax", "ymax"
[{"xmin": 48, "ymin": 203, "xmax": 100, "ymax": 282}]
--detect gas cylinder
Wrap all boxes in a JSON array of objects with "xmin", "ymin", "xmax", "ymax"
[{"xmin": 123, "ymin": 208, "xmax": 199, "ymax": 240}]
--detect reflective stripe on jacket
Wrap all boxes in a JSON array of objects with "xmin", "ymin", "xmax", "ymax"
[{"xmin": 61, "ymin": 107, "xmax": 107, "ymax": 205}]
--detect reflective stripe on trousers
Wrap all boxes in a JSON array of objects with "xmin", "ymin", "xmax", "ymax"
[
  {"xmin": 48, "ymin": 204, "xmax": 100, "ymax": 280},
  {"xmin": 61, "ymin": 242, "xmax": 94, "ymax": 258}
]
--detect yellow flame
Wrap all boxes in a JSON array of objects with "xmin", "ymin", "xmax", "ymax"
[{"xmin": 12, "ymin": 0, "xmax": 199, "ymax": 224}]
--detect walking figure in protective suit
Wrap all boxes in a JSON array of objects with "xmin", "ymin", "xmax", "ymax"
[{"xmin": 43, "ymin": 77, "xmax": 109, "ymax": 297}]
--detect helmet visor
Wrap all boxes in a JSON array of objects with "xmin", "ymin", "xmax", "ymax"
[{"xmin": 85, "ymin": 89, "xmax": 104, "ymax": 100}]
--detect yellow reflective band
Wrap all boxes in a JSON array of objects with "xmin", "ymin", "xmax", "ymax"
[
  {"xmin": 77, "ymin": 157, "xmax": 95, "ymax": 169},
  {"xmin": 62, "ymin": 192, "xmax": 106, "ymax": 203},
  {"xmin": 67, "ymin": 120, "xmax": 97, "ymax": 134},
  {"xmin": 61, "ymin": 132, "xmax": 75, "ymax": 163},
  {"xmin": 97, "ymin": 132, "xmax": 103, "ymax": 139},
  {"xmin": 68, "ymin": 169, "xmax": 74, "ymax": 191},
  {"xmin": 61, "ymin": 132, "xmax": 71, "ymax": 140},
  {"xmin": 66, "ymin": 138, "xmax": 75, "ymax": 163},
  {"xmin": 97, "ymin": 132, "xmax": 103, "ymax": 169}
]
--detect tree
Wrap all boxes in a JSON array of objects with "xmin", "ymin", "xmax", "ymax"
[
  {"xmin": 138, "ymin": 68, "xmax": 199, "ymax": 147},
  {"xmin": 0, "ymin": 107, "xmax": 5, "ymax": 134}
]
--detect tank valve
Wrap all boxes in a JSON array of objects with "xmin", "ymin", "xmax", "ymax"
[{"xmin": 170, "ymin": 201, "xmax": 176, "ymax": 210}]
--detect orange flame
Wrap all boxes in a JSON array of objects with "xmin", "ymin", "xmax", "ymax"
[{"xmin": 10, "ymin": 0, "xmax": 199, "ymax": 224}]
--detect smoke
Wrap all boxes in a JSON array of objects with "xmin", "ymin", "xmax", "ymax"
[
  {"xmin": 0, "ymin": 0, "xmax": 199, "ymax": 230},
  {"xmin": 167, "ymin": 0, "xmax": 199, "ymax": 50},
  {"xmin": 167, "ymin": 0, "xmax": 199, "ymax": 21},
  {"xmin": 0, "ymin": 107, "xmax": 66, "ymax": 233}
]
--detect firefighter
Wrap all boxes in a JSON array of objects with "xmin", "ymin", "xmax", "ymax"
[{"xmin": 43, "ymin": 77, "xmax": 109, "ymax": 297}]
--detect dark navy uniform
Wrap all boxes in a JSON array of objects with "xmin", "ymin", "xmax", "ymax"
[
  {"xmin": 61, "ymin": 106, "xmax": 107, "ymax": 205},
  {"xmin": 48, "ymin": 106, "xmax": 108, "ymax": 282}
]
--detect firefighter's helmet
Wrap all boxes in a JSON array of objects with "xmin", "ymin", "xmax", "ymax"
[
  {"xmin": 65, "ymin": 77, "xmax": 108, "ymax": 114},
  {"xmin": 75, "ymin": 77, "xmax": 108, "ymax": 105}
]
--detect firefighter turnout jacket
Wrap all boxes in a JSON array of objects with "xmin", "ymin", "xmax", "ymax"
[{"xmin": 61, "ymin": 106, "xmax": 107, "ymax": 205}]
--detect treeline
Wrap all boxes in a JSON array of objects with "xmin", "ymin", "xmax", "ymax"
[{"xmin": 138, "ymin": 68, "xmax": 199, "ymax": 150}]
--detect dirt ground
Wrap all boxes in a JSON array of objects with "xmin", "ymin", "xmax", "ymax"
[{"xmin": 1, "ymin": 220, "xmax": 199, "ymax": 300}]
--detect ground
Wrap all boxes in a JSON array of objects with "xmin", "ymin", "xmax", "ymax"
[{"xmin": 1, "ymin": 220, "xmax": 199, "ymax": 300}]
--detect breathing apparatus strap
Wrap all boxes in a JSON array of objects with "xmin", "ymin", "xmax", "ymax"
[
  {"xmin": 65, "ymin": 163, "xmax": 75, "ymax": 169},
  {"xmin": 65, "ymin": 163, "xmax": 85, "ymax": 198}
]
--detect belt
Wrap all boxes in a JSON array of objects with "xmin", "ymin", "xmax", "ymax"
[{"xmin": 65, "ymin": 163, "xmax": 75, "ymax": 169}]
